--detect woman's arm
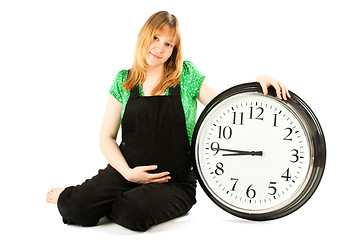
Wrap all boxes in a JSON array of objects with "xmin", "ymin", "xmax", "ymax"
[
  {"xmin": 197, "ymin": 81, "xmax": 217, "ymax": 106},
  {"xmin": 99, "ymin": 95, "xmax": 171, "ymax": 184},
  {"xmin": 197, "ymin": 75, "xmax": 291, "ymax": 106},
  {"xmin": 99, "ymin": 95, "xmax": 130, "ymax": 176}
]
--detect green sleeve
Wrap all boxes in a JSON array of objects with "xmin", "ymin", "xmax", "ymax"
[
  {"xmin": 181, "ymin": 60, "xmax": 206, "ymax": 99},
  {"xmin": 109, "ymin": 69, "xmax": 128, "ymax": 104},
  {"xmin": 180, "ymin": 60, "xmax": 206, "ymax": 145}
]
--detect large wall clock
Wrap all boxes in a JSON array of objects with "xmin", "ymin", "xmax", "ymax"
[{"xmin": 192, "ymin": 82, "xmax": 326, "ymax": 221}]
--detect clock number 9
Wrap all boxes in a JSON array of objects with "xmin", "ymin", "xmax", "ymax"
[{"xmin": 210, "ymin": 142, "xmax": 220, "ymax": 156}]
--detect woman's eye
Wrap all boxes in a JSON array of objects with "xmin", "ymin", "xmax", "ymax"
[
  {"xmin": 166, "ymin": 43, "xmax": 173, "ymax": 47},
  {"xmin": 154, "ymin": 36, "xmax": 159, "ymax": 41}
]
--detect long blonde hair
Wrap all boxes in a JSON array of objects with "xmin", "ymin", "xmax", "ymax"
[{"xmin": 123, "ymin": 11, "xmax": 183, "ymax": 95}]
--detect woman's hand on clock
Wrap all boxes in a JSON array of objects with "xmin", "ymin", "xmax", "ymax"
[
  {"xmin": 124, "ymin": 165, "xmax": 171, "ymax": 184},
  {"xmin": 255, "ymin": 74, "xmax": 291, "ymax": 100}
]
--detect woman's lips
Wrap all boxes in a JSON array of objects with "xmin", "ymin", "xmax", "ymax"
[{"xmin": 150, "ymin": 52, "xmax": 161, "ymax": 58}]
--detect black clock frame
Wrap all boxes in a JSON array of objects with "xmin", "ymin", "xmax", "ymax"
[{"xmin": 191, "ymin": 82, "xmax": 326, "ymax": 221}]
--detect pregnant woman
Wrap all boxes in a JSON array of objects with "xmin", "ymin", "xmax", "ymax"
[{"xmin": 46, "ymin": 11, "xmax": 290, "ymax": 232}]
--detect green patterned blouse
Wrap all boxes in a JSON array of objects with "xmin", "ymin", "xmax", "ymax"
[{"xmin": 109, "ymin": 60, "xmax": 205, "ymax": 144}]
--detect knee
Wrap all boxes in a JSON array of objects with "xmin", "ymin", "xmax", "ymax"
[
  {"xmin": 57, "ymin": 188, "xmax": 99, "ymax": 227},
  {"xmin": 109, "ymin": 198, "xmax": 151, "ymax": 232},
  {"xmin": 60, "ymin": 205, "xmax": 98, "ymax": 226}
]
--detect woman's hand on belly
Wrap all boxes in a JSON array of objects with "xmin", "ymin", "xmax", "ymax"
[{"xmin": 123, "ymin": 165, "xmax": 171, "ymax": 184}]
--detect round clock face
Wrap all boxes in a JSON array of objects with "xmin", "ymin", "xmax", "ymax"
[{"xmin": 193, "ymin": 83, "xmax": 325, "ymax": 220}]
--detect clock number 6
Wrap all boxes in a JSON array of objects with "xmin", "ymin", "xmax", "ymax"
[{"xmin": 246, "ymin": 184, "xmax": 256, "ymax": 199}]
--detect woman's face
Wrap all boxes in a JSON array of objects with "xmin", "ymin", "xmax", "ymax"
[{"xmin": 146, "ymin": 25, "xmax": 176, "ymax": 68}]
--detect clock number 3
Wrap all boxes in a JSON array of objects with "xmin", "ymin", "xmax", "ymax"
[{"xmin": 290, "ymin": 149, "xmax": 299, "ymax": 163}]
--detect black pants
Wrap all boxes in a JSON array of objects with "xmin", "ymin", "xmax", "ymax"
[{"xmin": 57, "ymin": 164, "xmax": 196, "ymax": 231}]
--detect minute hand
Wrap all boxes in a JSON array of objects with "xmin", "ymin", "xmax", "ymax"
[{"xmin": 219, "ymin": 148, "xmax": 263, "ymax": 156}]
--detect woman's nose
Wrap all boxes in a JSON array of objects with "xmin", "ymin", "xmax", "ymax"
[{"xmin": 154, "ymin": 42, "xmax": 164, "ymax": 53}]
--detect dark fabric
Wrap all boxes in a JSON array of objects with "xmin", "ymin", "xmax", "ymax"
[
  {"xmin": 57, "ymin": 84, "xmax": 196, "ymax": 231},
  {"xmin": 108, "ymin": 170, "xmax": 196, "ymax": 231},
  {"xmin": 58, "ymin": 165, "xmax": 196, "ymax": 231},
  {"xmin": 120, "ymin": 84, "xmax": 192, "ymax": 180},
  {"xmin": 58, "ymin": 165, "xmax": 136, "ymax": 227}
]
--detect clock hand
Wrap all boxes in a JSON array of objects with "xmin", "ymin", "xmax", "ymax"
[
  {"xmin": 222, "ymin": 151, "xmax": 263, "ymax": 156},
  {"xmin": 218, "ymin": 148, "xmax": 263, "ymax": 156}
]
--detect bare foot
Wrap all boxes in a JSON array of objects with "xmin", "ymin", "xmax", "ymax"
[{"xmin": 46, "ymin": 187, "xmax": 64, "ymax": 204}]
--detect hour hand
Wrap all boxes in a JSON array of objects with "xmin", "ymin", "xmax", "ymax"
[{"xmin": 219, "ymin": 148, "xmax": 263, "ymax": 156}]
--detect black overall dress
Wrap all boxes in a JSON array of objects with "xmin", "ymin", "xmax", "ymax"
[
  {"xmin": 120, "ymin": 84, "xmax": 192, "ymax": 180},
  {"xmin": 57, "ymin": 84, "xmax": 197, "ymax": 231}
]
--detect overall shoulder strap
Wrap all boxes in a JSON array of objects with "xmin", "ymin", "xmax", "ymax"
[
  {"xmin": 129, "ymin": 85, "xmax": 140, "ymax": 99},
  {"xmin": 169, "ymin": 84, "xmax": 180, "ymax": 96}
]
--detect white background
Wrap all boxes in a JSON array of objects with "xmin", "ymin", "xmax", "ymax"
[{"xmin": 1, "ymin": 0, "xmax": 359, "ymax": 239}]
